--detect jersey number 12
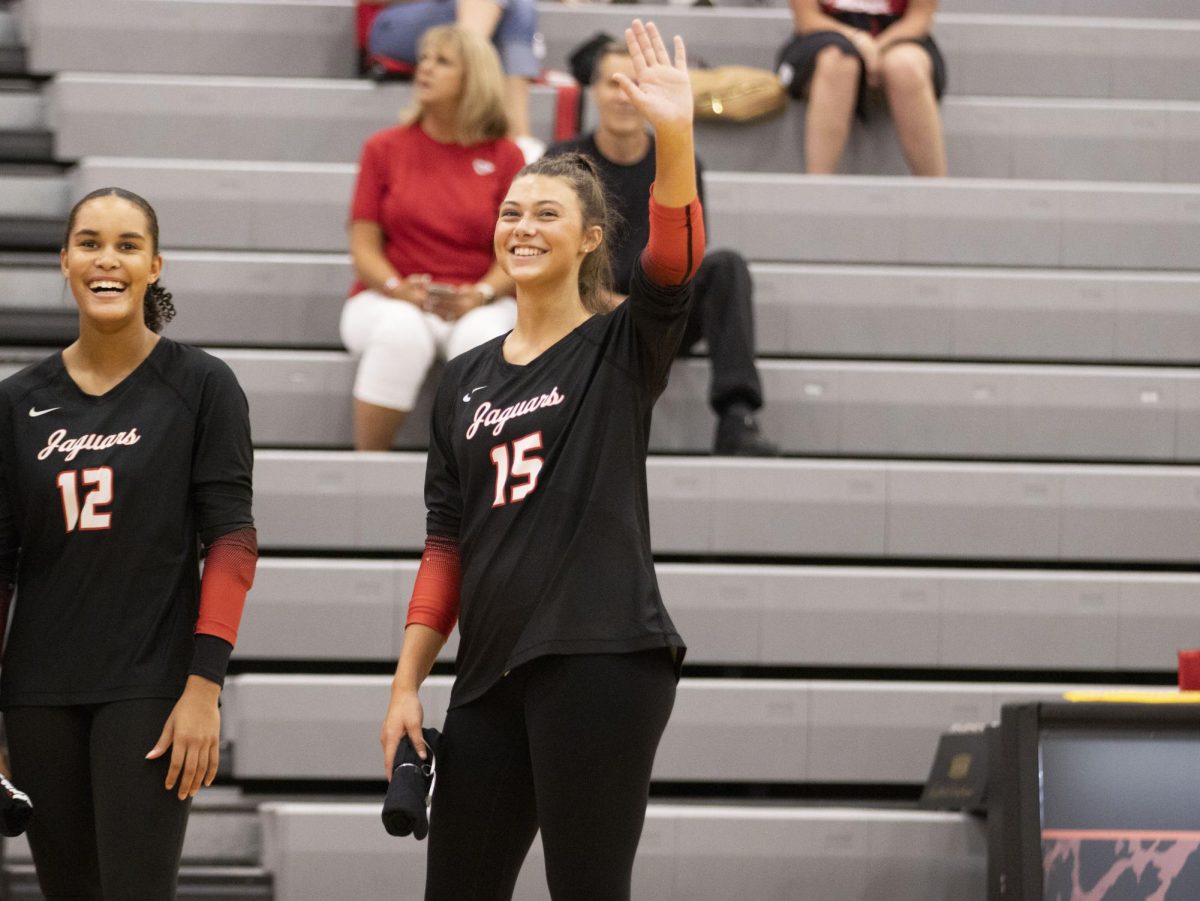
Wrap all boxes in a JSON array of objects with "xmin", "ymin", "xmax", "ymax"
[{"xmin": 56, "ymin": 467, "xmax": 114, "ymax": 532}]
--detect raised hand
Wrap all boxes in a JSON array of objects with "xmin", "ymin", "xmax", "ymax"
[{"xmin": 611, "ymin": 20, "xmax": 692, "ymax": 134}]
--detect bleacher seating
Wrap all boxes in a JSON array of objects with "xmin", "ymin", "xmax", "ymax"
[
  {"xmin": 11, "ymin": 256, "xmax": 1200, "ymax": 363},
  {"xmin": 7, "ymin": 350, "xmax": 1196, "ymax": 458},
  {"xmin": 65, "ymin": 160, "xmax": 1200, "ymax": 270},
  {"xmin": 24, "ymin": 3, "xmax": 1200, "ymax": 104},
  {"xmin": 4, "ymin": 0, "xmax": 1200, "ymax": 896},
  {"xmin": 238, "ymin": 559, "xmax": 1200, "ymax": 671},
  {"xmin": 223, "ymin": 673, "xmax": 1094, "ymax": 782},
  {"xmin": 259, "ymin": 802, "xmax": 988, "ymax": 901},
  {"xmin": 48, "ymin": 73, "xmax": 1200, "ymax": 181}
]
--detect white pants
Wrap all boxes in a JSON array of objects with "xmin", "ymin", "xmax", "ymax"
[{"xmin": 340, "ymin": 290, "xmax": 517, "ymax": 411}]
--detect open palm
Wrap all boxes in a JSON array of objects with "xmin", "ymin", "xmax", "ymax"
[{"xmin": 613, "ymin": 20, "xmax": 692, "ymax": 131}]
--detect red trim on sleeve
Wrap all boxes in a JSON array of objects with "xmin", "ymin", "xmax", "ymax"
[
  {"xmin": 640, "ymin": 189, "xmax": 706, "ymax": 286},
  {"xmin": 196, "ymin": 526, "xmax": 258, "ymax": 647},
  {"xmin": 406, "ymin": 535, "xmax": 461, "ymax": 638}
]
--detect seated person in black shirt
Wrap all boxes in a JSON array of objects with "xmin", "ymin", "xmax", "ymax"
[{"xmin": 546, "ymin": 42, "xmax": 778, "ymax": 456}]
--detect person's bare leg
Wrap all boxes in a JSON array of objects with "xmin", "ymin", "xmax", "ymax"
[
  {"xmin": 880, "ymin": 44, "xmax": 947, "ymax": 177},
  {"xmin": 804, "ymin": 45, "xmax": 861, "ymax": 175},
  {"xmin": 505, "ymin": 74, "xmax": 532, "ymax": 138},
  {"xmin": 353, "ymin": 399, "xmax": 408, "ymax": 451},
  {"xmin": 456, "ymin": 0, "xmax": 502, "ymax": 37}
]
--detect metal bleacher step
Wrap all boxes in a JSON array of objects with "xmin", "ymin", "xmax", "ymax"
[
  {"xmin": 0, "ymin": 415, "xmax": 1191, "ymax": 560},
  {"xmin": 2, "ymin": 786, "xmax": 270, "ymax": 898},
  {"xmin": 0, "ymin": 82, "xmax": 50, "ymax": 164},
  {"xmin": 234, "ymin": 558, "xmax": 1199, "ymax": 673},
  {"xmin": 0, "ymin": 169, "xmax": 68, "ymax": 251},
  {"xmin": 0, "ymin": 6, "xmax": 23, "ymax": 77},
  {"xmin": 222, "ymin": 673, "xmax": 1141, "ymax": 783},
  {"xmin": 239, "ymin": 451, "xmax": 1200, "ymax": 563},
  {"xmin": 6, "ymin": 256, "xmax": 1200, "ymax": 364},
  {"xmin": 536, "ymin": 8, "xmax": 1200, "ymax": 102},
  {"xmin": 259, "ymin": 801, "xmax": 987, "ymax": 901},
  {"xmin": 21, "ymin": 2, "xmax": 1200, "ymax": 104},
  {"xmin": 2, "ymin": 865, "xmax": 273, "ymax": 900},
  {"xmin": 47, "ymin": 73, "xmax": 1200, "ymax": 182},
  {"xmin": 735, "ymin": 0, "xmax": 1197, "ymax": 15},
  {"xmin": 7, "ymin": 347, "xmax": 1194, "ymax": 460},
  {"xmin": 69, "ymin": 159, "xmax": 1200, "ymax": 270}
]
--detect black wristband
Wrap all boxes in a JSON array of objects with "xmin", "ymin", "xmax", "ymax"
[{"xmin": 189, "ymin": 633, "xmax": 234, "ymax": 687}]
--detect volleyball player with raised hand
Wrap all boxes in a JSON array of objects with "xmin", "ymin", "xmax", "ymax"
[
  {"xmin": 379, "ymin": 20, "xmax": 703, "ymax": 900},
  {"xmin": 0, "ymin": 187, "xmax": 257, "ymax": 899}
]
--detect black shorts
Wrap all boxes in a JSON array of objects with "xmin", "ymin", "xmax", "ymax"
[{"xmin": 776, "ymin": 12, "xmax": 947, "ymax": 119}]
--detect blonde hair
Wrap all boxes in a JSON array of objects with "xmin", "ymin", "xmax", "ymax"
[{"xmin": 401, "ymin": 25, "xmax": 509, "ymax": 145}]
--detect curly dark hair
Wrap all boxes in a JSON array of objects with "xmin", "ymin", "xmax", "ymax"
[
  {"xmin": 63, "ymin": 187, "xmax": 176, "ymax": 333},
  {"xmin": 514, "ymin": 153, "xmax": 619, "ymax": 315}
]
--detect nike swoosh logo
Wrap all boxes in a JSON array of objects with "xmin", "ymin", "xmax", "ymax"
[
  {"xmin": 29, "ymin": 406, "xmax": 61, "ymax": 418},
  {"xmin": 462, "ymin": 386, "xmax": 487, "ymax": 403}
]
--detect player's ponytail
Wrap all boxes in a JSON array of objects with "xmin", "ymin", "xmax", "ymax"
[
  {"xmin": 63, "ymin": 186, "xmax": 176, "ymax": 333},
  {"xmin": 143, "ymin": 282, "xmax": 176, "ymax": 333},
  {"xmin": 516, "ymin": 153, "xmax": 619, "ymax": 315}
]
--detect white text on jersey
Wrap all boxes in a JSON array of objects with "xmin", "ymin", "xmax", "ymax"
[
  {"xmin": 466, "ymin": 387, "xmax": 565, "ymax": 440},
  {"xmin": 38, "ymin": 428, "xmax": 142, "ymax": 462}
]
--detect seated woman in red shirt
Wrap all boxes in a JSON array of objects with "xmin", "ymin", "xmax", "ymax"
[
  {"xmin": 779, "ymin": 0, "xmax": 947, "ymax": 176},
  {"xmin": 344, "ymin": 24, "xmax": 525, "ymax": 450}
]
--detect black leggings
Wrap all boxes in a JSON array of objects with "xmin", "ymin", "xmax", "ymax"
[
  {"xmin": 4, "ymin": 698, "xmax": 191, "ymax": 900},
  {"xmin": 425, "ymin": 649, "xmax": 677, "ymax": 901}
]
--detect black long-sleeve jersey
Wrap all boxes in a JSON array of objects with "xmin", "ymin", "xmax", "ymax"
[
  {"xmin": 427, "ymin": 260, "xmax": 691, "ymax": 710},
  {"xmin": 0, "ymin": 338, "xmax": 253, "ymax": 706}
]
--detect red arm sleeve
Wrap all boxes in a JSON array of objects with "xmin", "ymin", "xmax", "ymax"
[
  {"xmin": 639, "ymin": 189, "xmax": 705, "ymax": 287},
  {"xmin": 406, "ymin": 535, "xmax": 461, "ymax": 638},
  {"xmin": 196, "ymin": 526, "xmax": 258, "ymax": 645},
  {"xmin": 189, "ymin": 526, "xmax": 258, "ymax": 686}
]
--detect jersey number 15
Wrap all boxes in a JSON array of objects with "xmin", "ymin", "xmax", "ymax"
[
  {"xmin": 56, "ymin": 467, "xmax": 114, "ymax": 532},
  {"xmin": 490, "ymin": 433, "xmax": 544, "ymax": 507}
]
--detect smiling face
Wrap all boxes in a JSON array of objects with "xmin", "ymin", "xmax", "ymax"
[
  {"xmin": 414, "ymin": 35, "xmax": 465, "ymax": 112},
  {"xmin": 60, "ymin": 194, "xmax": 162, "ymax": 332},
  {"xmin": 495, "ymin": 174, "xmax": 602, "ymax": 296}
]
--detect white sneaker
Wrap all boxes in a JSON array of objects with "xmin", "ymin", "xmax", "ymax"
[{"xmin": 515, "ymin": 135, "xmax": 547, "ymax": 163}]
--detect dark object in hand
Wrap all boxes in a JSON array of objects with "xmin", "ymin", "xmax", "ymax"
[
  {"xmin": 382, "ymin": 728, "xmax": 440, "ymax": 839},
  {"xmin": 0, "ymin": 773, "xmax": 32, "ymax": 837}
]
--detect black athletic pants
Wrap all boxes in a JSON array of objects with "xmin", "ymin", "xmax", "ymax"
[
  {"xmin": 4, "ymin": 698, "xmax": 191, "ymax": 900},
  {"xmin": 424, "ymin": 649, "xmax": 677, "ymax": 901},
  {"xmin": 679, "ymin": 248, "xmax": 764, "ymax": 415}
]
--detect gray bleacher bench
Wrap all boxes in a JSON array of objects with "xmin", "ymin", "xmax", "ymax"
[
  {"xmin": 21, "ymin": 0, "xmax": 358, "ymax": 78},
  {"xmin": 733, "ymin": 0, "xmax": 1197, "ymax": 14},
  {"xmin": 260, "ymin": 801, "xmax": 986, "ymax": 901},
  {"xmin": 9, "ymin": 256, "xmax": 1200, "ymax": 364},
  {"xmin": 251, "ymin": 451, "xmax": 1200, "ymax": 562},
  {"xmin": 237, "ymin": 558, "xmax": 1200, "ymax": 673},
  {"xmin": 49, "ymin": 73, "xmax": 1200, "ymax": 183},
  {"xmin": 536, "ymin": 7, "xmax": 1200, "ymax": 102},
  {"xmin": 200, "ymin": 348, "xmax": 1200, "ymax": 461},
  {"xmin": 21, "ymin": 1, "xmax": 1200, "ymax": 101},
  {"xmin": 935, "ymin": 0, "xmax": 1199, "ymax": 17},
  {"xmin": 222, "ymin": 673, "xmax": 1120, "ymax": 782},
  {"xmin": 0, "ymin": 172, "xmax": 69, "ymax": 250},
  {"xmin": 70, "ymin": 159, "xmax": 1200, "ymax": 270},
  {"xmin": 49, "ymin": 75, "xmax": 567, "ymax": 164}
]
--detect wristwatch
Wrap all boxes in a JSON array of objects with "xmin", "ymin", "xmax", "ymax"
[
  {"xmin": 383, "ymin": 275, "xmax": 402, "ymax": 294},
  {"xmin": 474, "ymin": 282, "xmax": 496, "ymax": 303}
]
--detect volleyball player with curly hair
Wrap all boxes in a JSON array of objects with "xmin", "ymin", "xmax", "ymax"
[{"xmin": 0, "ymin": 187, "xmax": 257, "ymax": 899}]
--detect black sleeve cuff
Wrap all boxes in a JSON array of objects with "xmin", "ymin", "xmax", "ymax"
[{"xmin": 189, "ymin": 633, "xmax": 234, "ymax": 687}]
